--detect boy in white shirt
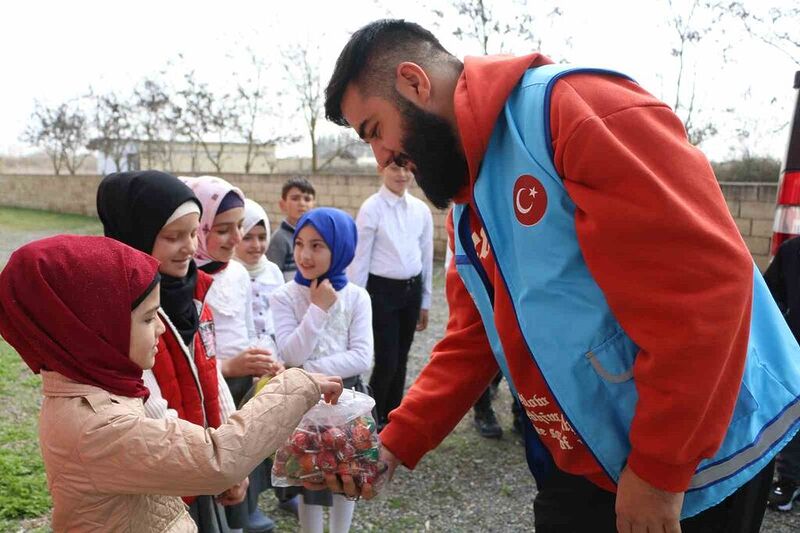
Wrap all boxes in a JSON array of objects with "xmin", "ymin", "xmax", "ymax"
[{"xmin": 348, "ymin": 163, "xmax": 433, "ymax": 431}]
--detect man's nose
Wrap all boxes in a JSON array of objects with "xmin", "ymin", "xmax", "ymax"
[{"xmin": 370, "ymin": 142, "xmax": 394, "ymax": 169}]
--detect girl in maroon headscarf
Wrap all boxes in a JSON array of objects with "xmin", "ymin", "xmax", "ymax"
[{"xmin": 0, "ymin": 234, "xmax": 342, "ymax": 532}]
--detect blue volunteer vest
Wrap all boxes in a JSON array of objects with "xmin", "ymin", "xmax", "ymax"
[{"xmin": 452, "ymin": 64, "xmax": 800, "ymax": 518}]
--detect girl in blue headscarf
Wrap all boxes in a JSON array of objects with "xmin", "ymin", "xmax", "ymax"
[{"xmin": 269, "ymin": 207, "xmax": 373, "ymax": 533}]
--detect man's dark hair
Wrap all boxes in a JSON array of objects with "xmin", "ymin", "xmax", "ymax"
[
  {"xmin": 325, "ymin": 19, "xmax": 462, "ymax": 126},
  {"xmin": 281, "ymin": 176, "xmax": 316, "ymax": 199}
]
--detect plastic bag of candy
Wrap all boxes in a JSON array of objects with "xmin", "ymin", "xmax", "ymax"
[{"xmin": 271, "ymin": 389, "xmax": 383, "ymax": 490}]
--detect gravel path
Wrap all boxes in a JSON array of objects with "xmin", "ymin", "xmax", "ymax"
[
  {"xmin": 2, "ymin": 226, "xmax": 797, "ymax": 531},
  {"xmin": 261, "ymin": 264, "xmax": 800, "ymax": 532},
  {"xmin": 0, "ymin": 229, "xmax": 57, "ymax": 266}
]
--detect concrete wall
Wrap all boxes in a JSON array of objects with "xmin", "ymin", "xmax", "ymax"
[{"xmin": 0, "ymin": 173, "xmax": 779, "ymax": 267}]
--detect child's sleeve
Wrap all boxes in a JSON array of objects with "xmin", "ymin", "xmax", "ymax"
[
  {"xmin": 270, "ymin": 288, "xmax": 324, "ymax": 368},
  {"xmin": 217, "ymin": 365, "xmax": 237, "ymax": 421},
  {"xmin": 420, "ymin": 205, "xmax": 434, "ymax": 310},
  {"xmin": 302, "ymin": 288, "xmax": 373, "ymax": 377},
  {"xmin": 77, "ymin": 368, "xmax": 320, "ymax": 496},
  {"xmin": 347, "ymin": 202, "xmax": 377, "ymax": 288},
  {"xmin": 266, "ymin": 233, "xmax": 288, "ymax": 270},
  {"xmin": 244, "ymin": 272, "xmax": 257, "ymax": 343}
]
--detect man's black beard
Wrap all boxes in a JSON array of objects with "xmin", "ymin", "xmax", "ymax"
[{"xmin": 394, "ymin": 94, "xmax": 468, "ymax": 209}]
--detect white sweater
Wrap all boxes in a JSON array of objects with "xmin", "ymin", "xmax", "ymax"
[
  {"xmin": 248, "ymin": 260, "xmax": 285, "ymax": 340},
  {"xmin": 269, "ymin": 280, "xmax": 373, "ymax": 379},
  {"xmin": 205, "ymin": 261, "xmax": 256, "ymax": 360}
]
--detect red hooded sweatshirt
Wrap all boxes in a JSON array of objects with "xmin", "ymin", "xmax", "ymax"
[{"xmin": 379, "ymin": 54, "xmax": 753, "ymax": 493}]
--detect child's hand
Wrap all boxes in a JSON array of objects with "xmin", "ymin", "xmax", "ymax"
[
  {"xmin": 216, "ymin": 477, "xmax": 249, "ymax": 506},
  {"xmin": 306, "ymin": 372, "xmax": 343, "ymax": 404},
  {"xmin": 310, "ymin": 279, "xmax": 337, "ymax": 311},
  {"xmin": 268, "ymin": 360, "xmax": 286, "ymax": 376},
  {"xmin": 222, "ymin": 347, "xmax": 277, "ymax": 377},
  {"xmin": 416, "ymin": 309, "xmax": 429, "ymax": 331}
]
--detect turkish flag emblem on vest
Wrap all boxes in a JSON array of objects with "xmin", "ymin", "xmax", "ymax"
[{"xmin": 513, "ymin": 174, "xmax": 547, "ymax": 226}]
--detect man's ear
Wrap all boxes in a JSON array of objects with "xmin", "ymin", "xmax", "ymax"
[
  {"xmin": 395, "ymin": 62, "xmax": 432, "ymax": 106},
  {"xmin": 278, "ymin": 198, "xmax": 287, "ymax": 212}
]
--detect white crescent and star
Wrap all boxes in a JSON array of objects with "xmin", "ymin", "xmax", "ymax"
[{"xmin": 515, "ymin": 186, "xmax": 538, "ymax": 214}]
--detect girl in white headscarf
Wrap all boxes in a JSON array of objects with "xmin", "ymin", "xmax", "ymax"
[{"xmin": 234, "ymin": 198, "xmax": 285, "ymax": 350}]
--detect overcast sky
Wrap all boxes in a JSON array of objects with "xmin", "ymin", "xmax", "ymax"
[{"xmin": 2, "ymin": 0, "xmax": 798, "ymax": 163}]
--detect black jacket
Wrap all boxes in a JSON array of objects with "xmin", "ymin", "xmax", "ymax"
[{"xmin": 764, "ymin": 236, "xmax": 800, "ymax": 340}]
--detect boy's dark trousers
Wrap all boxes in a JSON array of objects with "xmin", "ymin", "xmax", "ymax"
[
  {"xmin": 533, "ymin": 460, "xmax": 774, "ymax": 532},
  {"xmin": 777, "ymin": 431, "xmax": 800, "ymax": 482},
  {"xmin": 367, "ymin": 273, "xmax": 422, "ymax": 427}
]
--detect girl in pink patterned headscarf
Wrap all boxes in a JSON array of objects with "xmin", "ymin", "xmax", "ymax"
[
  {"xmin": 179, "ymin": 175, "xmax": 246, "ymax": 268},
  {"xmin": 179, "ymin": 175, "xmax": 284, "ymax": 531}
]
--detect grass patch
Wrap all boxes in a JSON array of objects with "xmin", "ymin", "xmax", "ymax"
[
  {"xmin": 387, "ymin": 496, "xmax": 407, "ymax": 510},
  {"xmin": 0, "ymin": 340, "xmax": 50, "ymax": 525},
  {"xmin": 0, "ymin": 206, "xmax": 100, "ymax": 234}
]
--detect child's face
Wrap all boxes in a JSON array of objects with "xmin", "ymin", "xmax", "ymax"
[
  {"xmin": 206, "ymin": 207, "xmax": 245, "ymax": 263},
  {"xmin": 151, "ymin": 213, "xmax": 199, "ymax": 278},
  {"xmin": 381, "ymin": 162, "xmax": 413, "ymax": 196},
  {"xmin": 279, "ymin": 187, "xmax": 315, "ymax": 226},
  {"xmin": 235, "ymin": 223, "xmax": 269, "ymax": 266},
  {"xmin": 294, "ymin": 224, "xmax": 332, "ymax": 281},
  {"xmin": 129, "ymin": 287, "xmax": 165, "ymax": 370}
]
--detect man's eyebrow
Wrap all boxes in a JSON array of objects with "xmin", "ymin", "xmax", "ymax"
[{"xmin": 357, "ymin": 119, "xmax": 369, "ymax": 141}]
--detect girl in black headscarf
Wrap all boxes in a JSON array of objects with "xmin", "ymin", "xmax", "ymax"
[{"xmin": 97, "ymin": 170, "xmax": 246, "ymax": 533}]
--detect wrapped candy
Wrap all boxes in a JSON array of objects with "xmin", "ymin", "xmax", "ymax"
[{"xmin": 272, "ymin": 389, "xmax": 383, "ymax": 492}]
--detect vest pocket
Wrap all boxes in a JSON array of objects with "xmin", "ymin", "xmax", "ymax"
[{"xmin": 585, "ymin": 329, "xmax": 636, "ymax": 384}]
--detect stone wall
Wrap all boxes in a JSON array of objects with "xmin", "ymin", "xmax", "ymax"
[
  {"xmin": 0, "ymin": 173, "xmax": 779, "ymax": 267},
  {"xmin": 720, "ymin": 182, "xmax": 777, "ymax": 271},
  {"xmin": 0, "ymin": 172, "xmax": 449, "ymax": 259}
]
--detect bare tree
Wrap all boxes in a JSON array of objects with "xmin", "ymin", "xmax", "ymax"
[
  {"xmin": 132, "ymin": 77, "xmax": 172, "ymax": 169},
  {"xmin": 282, "ymin": 43, "xmax": 325, "ymax": 173},
  {"xmin": 234, "ymin": 49, "xmax": 300, "ymax": 173},
  {"xmin": 316, "ymin": 131, "xmax": 367, "ymax": 172},
  {"xmin": 707, "ymin": 2, "xmax": 799, "ymax": 66},
  {"xmin": 666, "ymin": 0, "xmax": 720, "ymax": 146},
  {"xmin": 430, "ymin": 0, "xmax": 567, "ymax": 55},
  {"xmin": 22, "ymin": 100, "xmax": 90, "ymax": 175},
  {"xmin": 88, "ymin": 90, "xmax": 134, "ymax": 172},
  {"xmin": 174, "ymin": 71, "xmax": 239, "ymax": 172}
]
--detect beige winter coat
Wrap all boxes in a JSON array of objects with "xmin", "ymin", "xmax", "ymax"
[{"xmin": 39, "ymin": 368, "xmax": 320, "ymax": 532}]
